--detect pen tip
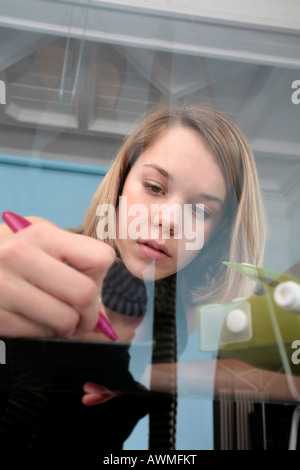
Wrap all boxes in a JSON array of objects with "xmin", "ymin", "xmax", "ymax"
[
  {"xmin": 94, "ymin": 312, "xmax": 118, "ymax": 341},
  {"xmin": 2, "ymin": 211, "xmax": 31, "ymax": 233}
]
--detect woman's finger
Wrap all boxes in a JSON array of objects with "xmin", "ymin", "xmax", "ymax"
[
  {"xmin": 0, "ymin": 223, "xmax": 116, "ymax": 333},
  {"xmin": 24, "ymin": 222, "xmax": 116, "ymax": 287},
  {"xmin": 0, "ymin": 307, "xmax": 56, "ymax": 338}
]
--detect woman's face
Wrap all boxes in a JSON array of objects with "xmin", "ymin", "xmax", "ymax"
[{"xmin": 116, "ymin": 126, "xmax": 227, "ymax": 280}]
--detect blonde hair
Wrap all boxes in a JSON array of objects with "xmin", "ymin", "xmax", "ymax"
[{"xmin": 78, "ymin": 106, "xmax": 266, "ymax": 304}]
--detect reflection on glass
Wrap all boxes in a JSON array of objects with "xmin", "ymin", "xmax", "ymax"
[{"xmin": 0, "ymin": 0, "xmax": 299, "ymax": 453}]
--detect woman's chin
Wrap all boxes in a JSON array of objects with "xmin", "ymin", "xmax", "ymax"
[
  {"xmin": 124, "ymin": 262, "xmax": 156, "ymax": 281},
  {"xmin": 123, "ymin": 258, "xmax": 176, "ymax": 281},
  {"xmin": 125, "ymin": 262, "xmax": 178, "ymax": 281}
]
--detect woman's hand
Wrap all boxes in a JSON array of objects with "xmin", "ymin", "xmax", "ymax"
[{"xmin": 0, "ymin": 219, "xmax": 115, "ymax": 338}]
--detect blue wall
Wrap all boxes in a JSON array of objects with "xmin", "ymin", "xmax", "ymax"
[{"xmin": 0, "ymin": 154, "xmax": 109, "ymax": 229}]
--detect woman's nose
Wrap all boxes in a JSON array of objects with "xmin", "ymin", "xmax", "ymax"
[{"xmin": 151, "ymin": 202, "xmax": 182, "ymax": 239}]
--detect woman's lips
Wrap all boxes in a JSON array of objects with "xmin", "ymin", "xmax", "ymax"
[{"xmin": 138, "ymin": 240, "xmax": 171, "ymax": 261}]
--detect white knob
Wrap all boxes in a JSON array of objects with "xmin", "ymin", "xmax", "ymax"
[
  {"xmin": 226, "ymin": 309, "xmax": 248, "ymax": 333},
  {"xmin": 274, "ymin": 281, "xmax": 300, "ymax": 313}
]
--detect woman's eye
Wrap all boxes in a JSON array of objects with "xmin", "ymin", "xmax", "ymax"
[
  {"xmin": 192, "ymin": 204, "xmax": 211, "ymax": 219},
  {"xmin": 143, "ymin": 183, "xmax": 164, "ymax": 194}
]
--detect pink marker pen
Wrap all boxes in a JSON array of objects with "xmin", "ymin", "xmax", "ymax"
[{"xmin": 2, "ymin": 211, "xmax": 118, "ymax": 341}]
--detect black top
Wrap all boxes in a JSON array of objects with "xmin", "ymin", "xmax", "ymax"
[{"xmin": 0, "ymin": 262, "xmax": 184, "ymax": 456}]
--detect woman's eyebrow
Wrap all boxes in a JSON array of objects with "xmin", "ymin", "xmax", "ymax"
[
  {"xmin": 197, "ymin": 193, "xmax": 224, "ymax": 208},
  {"xmin": 143, "ymin": 164, "xmax": 173, "ymax": 181},
  {"xmin": 143, "ymin": 163, "xmax": 224, "ymax": 207}
]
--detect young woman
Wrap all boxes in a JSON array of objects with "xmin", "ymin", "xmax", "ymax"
[
  {"xmin": 0, "ymin": 106, "xmax": 297, "ymax": 452},
  {"xmin": 0, "ymin": 106, "xmax": 266, "ymax": 340}
]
